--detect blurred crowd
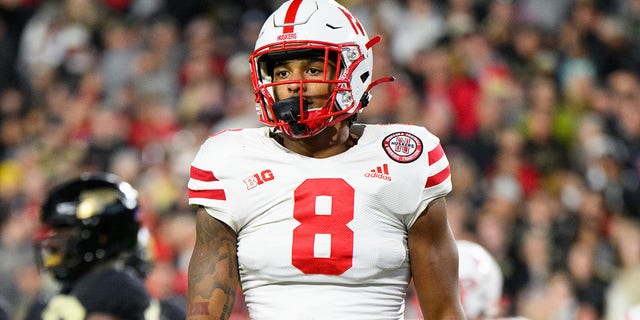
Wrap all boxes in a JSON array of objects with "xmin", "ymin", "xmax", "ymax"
[{"xmin": 0, "ymin": 0, "xmax": 639, "ymax": 319}]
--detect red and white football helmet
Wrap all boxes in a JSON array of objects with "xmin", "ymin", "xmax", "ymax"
[
  {"xmin": 250, "ymin": 0, "xmax": 391, "ymax": 138},
  {"xmin": 457, "ymin": 240, "xmax": 504, "ymax": 319}
]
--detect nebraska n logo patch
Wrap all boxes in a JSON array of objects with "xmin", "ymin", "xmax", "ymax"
[{"xmin": 382, "ymin": 132, "xmax": 423, "ymax": 163}]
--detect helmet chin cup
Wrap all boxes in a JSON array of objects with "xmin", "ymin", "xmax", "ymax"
[{"xmin": 273, "ymin": 97, "xmax": 308, "ymax": 136}]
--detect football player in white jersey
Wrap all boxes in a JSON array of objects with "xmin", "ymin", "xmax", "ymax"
[
  {"xmin": 186, "ymin": 0, "xmax": 464, "ymax": 319},
  {"xmin": 457, "ymin": 240, "xmax": 503, "ymax": 320},
  {"xmin": 407, "ymin": 240, "xmax": 517, "ymax": 320}
]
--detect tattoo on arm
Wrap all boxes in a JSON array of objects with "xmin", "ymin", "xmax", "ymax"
[
  {"xmin": 187, "ymin": 302, "xmax": 209, "ymax": 316},
  {"xmin": 187, "ymin": 208, "xmax": 239, "ymax": 320}
]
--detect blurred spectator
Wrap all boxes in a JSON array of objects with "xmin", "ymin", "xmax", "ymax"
[
  {"xmin": 605, "ymin": 216, "xmax": 640, "ymax": 320},
  {"xmin": 502, "ymin": 23, "xmax": 557, "ymax": 86},
  {"xmin": 81, "ymin": 106, "xmax": 131, "ymax": 172},
  {"xmin": 211, "ymin": 51, "xmax": 261, "ymax": 133},
  {"xmin": 447, "ymin": 150, "xmax": 484, "ymax": 205},
  {"xmin": 489, "ymin": 127, "xmax": 540, "ymax": 198},
  {"xmin": 154, "ymin": 211, "xmax": 195, "ymax": 295},
  {"xmin": 446, "ymin": 195, "xmax": 476, "ymax": 242},
  {"xmin": 518, "ymin": 272, "xmax": 578, "ymax": 320},
  {"xmin": 128, "ymin": 94, "xmax": 179, "ymax": 149},
  {"xmin": 99, "ymin": 17, "xmax": 140, "ymax": 108},
  {"xmin": 517, "ymin": 0, "xmax": 572, "ymax": 32},
  {"xmin": 359, "ymin": 35, "xmax": 419, "ymax": 125},
  {"xmin": 412, "ymin": 41, "xmax": 456, "ymax": 142},
  {"xmin": 521, "ymin": 85, "xmax": 571, "ymax": 194},
  {"xmin": 605, "ymin": 70, "xmax": 640, "ymax": 217},
  {"xmin": 0, "ymin": 16, "xmax": 19, "ymax": 92},
  {"xmin": 566, "ymin": 241, "xmax": 608, "ymax": 318},
  {"xmin": 481, "ymin": 0, "xmax": 517, "ymax": 53},
  {"xmin": 512, "ymin": 226, "xmax": 553, "ymax": 306},
  {"xmin": 17, "ymin": 1, "xmax": 101, "ymax": 93},
  {"xmin": 388, "ymin": 0, "xmax": 446, "ymax": 66},
  {"xmin": 130, "ymin": 48, "xmax": 179, "ymax": 107},
  {"xmin": 443, "ymin": 0, "xmax": 476, "ymax": 38}
]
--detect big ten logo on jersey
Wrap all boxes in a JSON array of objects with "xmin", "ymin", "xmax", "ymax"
[{"xmin": 243, "ymin": 169, "xmax": 274, "ymax": 190}]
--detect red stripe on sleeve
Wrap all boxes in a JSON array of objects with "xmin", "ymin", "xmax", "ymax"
[
  {"xmin": 427, "ymin": 144, "xmax": 445, "ymax": 165},
  {"xmin": 188, "ymin": 189, "xmax": 227, "ymax": 201},
  {"xmin": 190, "ymin": 166, "xmax": 218, "ymax": 182},
  {"xmin": 283, "ymin": 0, "xmax": 303, "ymax": 34},
  {"xmin": 425, "ymin": 166, "xmax": 450, "ymax": 188}
]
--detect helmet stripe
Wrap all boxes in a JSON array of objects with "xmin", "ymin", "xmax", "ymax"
[
  {"xmin": 282, "ymin": 0, "xmax": 303, "ymax": 34},
  {"xmin": 337, "ymin": 7, "xmax": 365, "ymax": 35}
]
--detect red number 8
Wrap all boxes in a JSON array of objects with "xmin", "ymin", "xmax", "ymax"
[{"xmin": 291, "ymin": 178, "xmax": 354, "ymax": 275}]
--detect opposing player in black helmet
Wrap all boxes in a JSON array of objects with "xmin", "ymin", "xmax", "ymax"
[{"xmin": 26, "ymin": 173, "xmax": 182, "ymax": 320}]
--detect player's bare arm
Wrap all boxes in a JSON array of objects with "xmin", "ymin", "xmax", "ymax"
[
  {"xmin": 187, "ymin": 207, "xmax": 239, "ymax": 320},
  {"xmin": 408, "ymin": 197, "xmax": 466, "ymax": 320}
]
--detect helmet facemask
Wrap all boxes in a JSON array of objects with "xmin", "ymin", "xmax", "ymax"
[
  {"xmin": 34, "ymin": 227, "xmax": 71, "ymax": 279},
  {"xmin": 249, "ymin": 0, "xmax": 394, "ymax": 138},
  {"xmin": 251, "ymin": 41, "xmax": 369, "ymax": 138}
]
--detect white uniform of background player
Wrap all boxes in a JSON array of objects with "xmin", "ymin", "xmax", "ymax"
[
  {"xmin": 457, "ymin": 240, "xmax": 504, "ymax": 320},
  {"xmin": 406, "ymin": 240, "xmax": 504, "ymax": 319},
  {"xmin": 189, "ymin": 125, "xmax": 451, "ymax": 319}
]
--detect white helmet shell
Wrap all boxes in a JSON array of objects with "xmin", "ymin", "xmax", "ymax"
[
  {"xmin": 250, "ymin": 0, "xmax": 375, "ymax": 137},
  {"xmin": 457, "ymin": 240, "xmax": 504, "ymax": 319},
  {"xmin": 255, "ymin": 0, "xmax": 370, "ymax": 51}
]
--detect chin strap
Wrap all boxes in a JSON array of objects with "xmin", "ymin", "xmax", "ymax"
[
  {"xmin": 367, "ymin": 76, "xmax": 396, "ymax": 92},
  {"xmin": 359, "ymin": 76, "xmax": 395, "ymax": 110}
]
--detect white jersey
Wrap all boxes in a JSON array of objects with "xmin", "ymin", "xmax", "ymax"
[{"xmin": 188, "ymin": 124, "xmax": 451, "ymax": 319}]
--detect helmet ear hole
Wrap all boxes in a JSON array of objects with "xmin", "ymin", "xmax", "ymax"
[{"xmin": 360, "ymin": 71, "xmax": 370, "ymax": 83}]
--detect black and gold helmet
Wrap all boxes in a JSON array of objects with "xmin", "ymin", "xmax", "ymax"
[{"xmin": 35, "ymin": 173, "xmax": 140, "ymax": 283}]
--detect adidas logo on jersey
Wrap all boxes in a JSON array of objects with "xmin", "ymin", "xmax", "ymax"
[{"xmin": 364, "ymin": 164, "xmax": 392, "ymax": 181}]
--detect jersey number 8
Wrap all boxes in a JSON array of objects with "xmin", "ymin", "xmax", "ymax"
[{"xmin": 291, "ymin": 178, "xmax": 354, "ymax": 275}]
